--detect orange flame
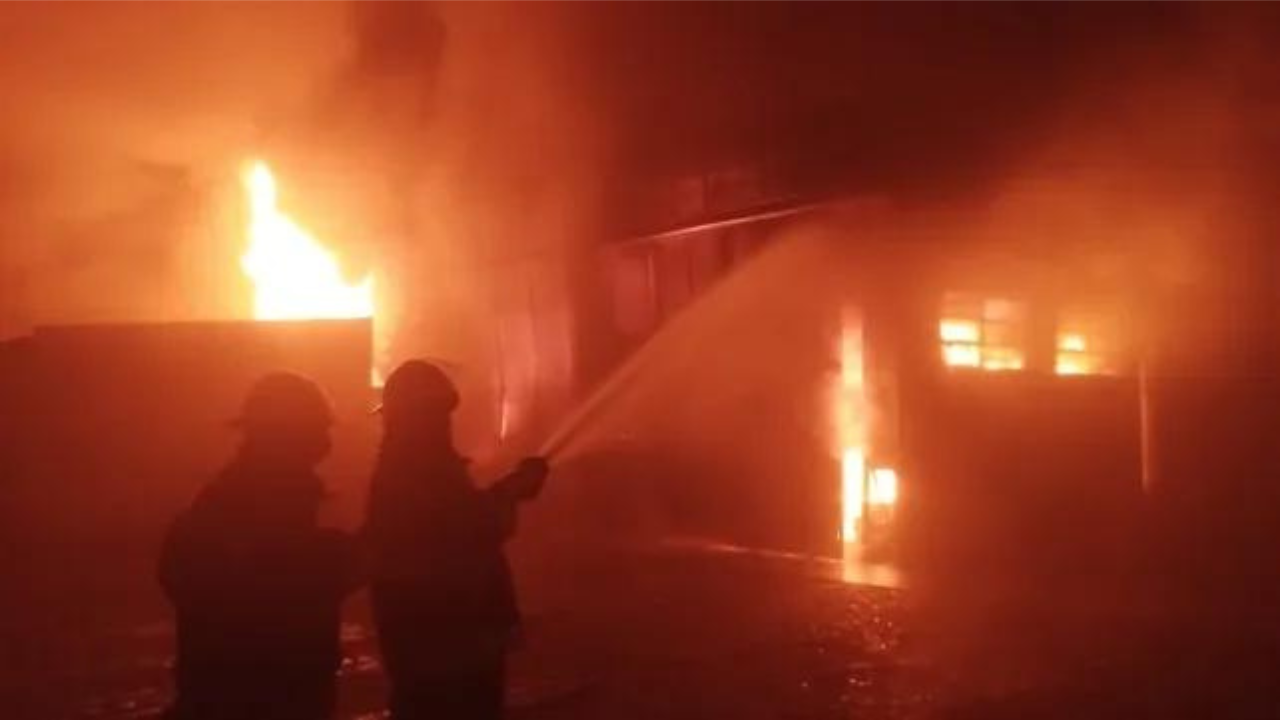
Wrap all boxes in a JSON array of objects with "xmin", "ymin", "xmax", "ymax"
[
  {"xmin": 867, "ymin": 467, "xmax": 898, "ymax": 506},
  {"xmin": 241, "ymin": 161, "xmax": 373, "ymax": 321},
  {"xmin": 838, "ymin": 314, "xmax": 865, "ymax": 544},
  {"xmin": 836, "ymin": 312, "xmax": 900, "ymax": 544},
  {"xmin": 842, "ymin": 448, "xmax": 866, "ymax": 542},
  {"xmin": 939, "ymin": 315, "xmax": 1024, "ymax": 371},
  {"xmin": 835, "ymin": 314, "xmax": 898, "ymax": 556}
]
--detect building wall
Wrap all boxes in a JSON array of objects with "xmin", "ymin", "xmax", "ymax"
[
  {"xmin": 574, "ymin": 201, "xmax": 1156, "ymax": 561},
  {"xmin": 572, "ymin": 220, "xmax": 840, "ymax": 555},
  {"xmin": 0, "ymin": 319, "xmax": 374, "ymax": 546}
]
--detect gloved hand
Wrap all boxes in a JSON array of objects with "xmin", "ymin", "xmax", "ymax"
[{"xmin": 510, "ymin": 456, "xmax": 550, "ymax": 500}]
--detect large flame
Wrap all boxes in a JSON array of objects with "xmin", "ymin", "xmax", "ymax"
[
  {"xmin": 838, "ymin": 311, "xmax": 869, "ymax": 545},
  {"xmin": 241, "ymin": 161, "xmax": 373, "ymax": 321},
  {"xmin": 838, "ymin": 313, "xmax": 863, "ymax": 543},
  {"xmin": 837, "ymin": 311, "xmax": 897, "ymax": 554}
]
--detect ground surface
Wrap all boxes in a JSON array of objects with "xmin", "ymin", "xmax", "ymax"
[
  {"xmin": 6, "ymin": 543, "xmax": 1280, "ymax": 719},
  {"xmin": 6, "ymin": 546, "xmax": 921, "ymax": 720}
]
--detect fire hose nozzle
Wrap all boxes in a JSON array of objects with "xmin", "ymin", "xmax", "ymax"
[{"xmin": 509, "ymin": 456, "xmax": 550, "ymax": 500}]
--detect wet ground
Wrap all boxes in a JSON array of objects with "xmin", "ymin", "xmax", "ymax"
[
  {"xmin": 6, "ymin": 542, "xmax": 1279, "ymax": 719},
  {"xmin": 5, "ymin": 544, "xmax": 919, "ymax": 720}
]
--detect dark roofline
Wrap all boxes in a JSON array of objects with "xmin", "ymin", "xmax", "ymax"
[{"xmin": 616, "ymin": 193, "xmax": 843, "ymax": 247}]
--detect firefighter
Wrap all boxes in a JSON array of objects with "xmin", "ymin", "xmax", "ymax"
[
  {"xmin": 159, "ymin": 372, "xmax": 358, "ymax": 720},
  {"xmin": 364, "ymin": 360, "xmax": 548, "ymax": 720}
]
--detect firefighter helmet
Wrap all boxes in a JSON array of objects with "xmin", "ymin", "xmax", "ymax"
[
  {"xmin": 232, "ymin": 371, "xmax": 333, "ymax": 432},
  {"xmin": 377, "ymin": 359, "xmax": 460, "ymax": 417}
]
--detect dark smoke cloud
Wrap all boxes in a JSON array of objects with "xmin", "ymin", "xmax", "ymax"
[{"xmin": 580, "ymin": 3, "xmax": 1215, "ymax": 204}]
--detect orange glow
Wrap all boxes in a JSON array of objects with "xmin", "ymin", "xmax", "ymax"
[
  {"xmin": 835, "ymin": 313, "xmax": 898, "ymax": 545},
  {"xmin": 841, "ymin": 448, "xmax": 866, "ymax": 542},
  {"xmin": 980, "ymin": 348, "xmax": 1025, "ymax": 371},
  {"xmin": 939, "ymin": 319, "xmax": 980, "ymax": 343},
  {"xmin": 837, "ymin": 312, "xmax": 865, "ymax": 544},
  {"xmin": 1055, "ymin": 356, "xmax": 1093, "ymax": 375},
  {"xmin": 940, "ymin": 319, "xmax": 980, "ymax": 367},
  {"xmin": 940, "ymin": 318, "xmax": 1025, "ymax": 370},
  {"xmin": 942, "ymin": 342, "xmax": 981, "ymax": 367},
  {"xmin": 241, "ymin": 161, "xmax": 373, "ymax": 321},
  {"xmin": 1055, "ymin": 331, "xmax": 1106, "ymax": 375},
  {"xmin": 868, "ymin": 467, "xmax": 898, "ymax": 506},
  {"xmin": 1059, "ymin": 333, "xmax": 1087, "ymax": 353},
  {"xmin": 939, "ymin": 296, "xmax": 1026, "ymax": 372}
]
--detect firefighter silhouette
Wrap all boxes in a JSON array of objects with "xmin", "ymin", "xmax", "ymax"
[
  {"xmin": 159, "ymin": 372, "xmax": 358, "ymax": 720},
  {"xmin": 364, "ymin": 360, "xmax": 548, "ymax": 720}
]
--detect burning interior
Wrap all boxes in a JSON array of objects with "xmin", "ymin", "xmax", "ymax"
[
  {"xmin": 146, "ymin": 153, "xmax": 1150, "ymax": 572},
  {"xmin": 0, "ymin": 146, "xmax": 1194, "ymax": 583},
  {"xmin": 241, "ymin": 160, "xmax": 374, "ymax": 324},
  {"xmin": 571, "ymin": 181, "xmax": 1157, "ymax": 573}
]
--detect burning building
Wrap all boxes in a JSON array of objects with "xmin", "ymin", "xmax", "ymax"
[
  {"xmin": 0, "ymin": 159, "xmax": 385, "ymax": 548},
  {"xmin": 4, "ymin": 2, "xmax": 1279, "ymax": 584},
  {"xmin": 559, "ymin": 173, "xmax": 1150, "ymax": 576}
]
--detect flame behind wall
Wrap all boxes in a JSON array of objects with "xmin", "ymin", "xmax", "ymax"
[{"xmin": 240, "ymin": 160, "xmax": 373, "ymax": 323}]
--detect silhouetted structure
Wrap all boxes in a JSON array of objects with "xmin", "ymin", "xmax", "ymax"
[
  {"xmin": 160, "ymin": 372, "xmax": 358, "ymax": 720},
  {"xmin": 0, "ymin": 320, "xmax": 373, "ymax": 544},
  {"xmin": 365, "ymin": 360, "xmax": 547, "ymax": 720}
]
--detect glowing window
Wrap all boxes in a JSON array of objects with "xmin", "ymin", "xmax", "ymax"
[
  {"xmin": 867, "ymin": 467, "xmax": 898, "ymax": 507},
  {"xmin": 939, "ymin": 294, "xmax": 1027, "ymax": 371},
  {"xmin": 1056, "ymin": 308, "xmax": 1121, "ymax": 376}
]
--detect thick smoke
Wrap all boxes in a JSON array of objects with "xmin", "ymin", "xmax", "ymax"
[
  {"xmin": 0, "ymin": 1, "xmax": 609, "ymax": 412},
  {"xmin": 2, "ymin": 3, "xmax": 1278, "ymax": 356},
  {"xmin": 308, "ymin": 2, "xmax": 608, "ymax": 367},
  {"xmin": 0, "ymin": 3, "xmax": 353, "ymax": 337}
]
